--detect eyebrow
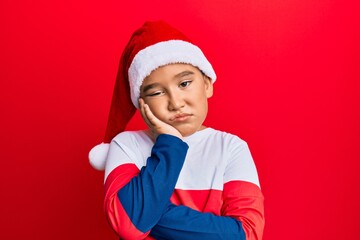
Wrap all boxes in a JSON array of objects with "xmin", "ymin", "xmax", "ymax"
[
  {"xmin": 142, "ymin": 83, "xmax": 160, "ymax": 94},
  {"xmin": 174, "ymin": 70, "xmax": 195, "ymax": 79},
  {"xmin": 141, "ymin": 70, "xmax": 195, "ymax": 93}
]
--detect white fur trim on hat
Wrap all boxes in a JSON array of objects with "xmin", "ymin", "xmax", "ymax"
[
  {"xmin": 89, "ymin": 143, "xmax": 109, "ymax": 170},
  {"xmin": 128, "ymin": 40, "xmax": 216, "ymax": 108}
]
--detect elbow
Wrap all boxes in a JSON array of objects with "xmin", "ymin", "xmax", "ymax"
[
  {"xmin": 112, "ymin": 225, "xmax": 150, "ymax": 240},
  {"xmin": 105, "ymin": 196, "xmax": 150, "ymax": 239},
  {"xmin": 239, "ymin": 214, "xmax": 265, "ymax": 240}
]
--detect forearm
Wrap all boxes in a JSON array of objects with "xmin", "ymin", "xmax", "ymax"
[
  {"xmin": 150, "ymin": 181, "xmax": 264, "ymax": 240},
  {"xmin": 104, "ymin": 134, "xmax": 188, "ymax": 239},
  {"xmin": 150, "ymin": 203, "xmax": 246, "ymax": 240}
]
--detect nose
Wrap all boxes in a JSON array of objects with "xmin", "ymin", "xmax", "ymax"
[{"xmin": 168, "ymin": 91, "xmax": 185, "ymax": 111}]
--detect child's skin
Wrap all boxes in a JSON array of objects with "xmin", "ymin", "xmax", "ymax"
[{"xmin": 138, "ymin": 63, "xmax": 213, "ymax": 141}]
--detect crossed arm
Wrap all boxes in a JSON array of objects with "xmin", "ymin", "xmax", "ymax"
[{"xmin": 103, "ymin": 99, "xmax": 264, "ymax": 239}]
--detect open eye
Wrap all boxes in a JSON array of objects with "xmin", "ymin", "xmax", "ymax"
[{"xmin": 179, "ymin": 80, "xmax": 192, "ymax": 88}]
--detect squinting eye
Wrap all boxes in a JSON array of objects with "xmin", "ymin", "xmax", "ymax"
[
  {"xmin": 179, "ymin": 81, "xmax": 192, "ymax": 88},
  {"xmin": 147, "ymin": 91, "xmax": 163, "ymax": 97}
]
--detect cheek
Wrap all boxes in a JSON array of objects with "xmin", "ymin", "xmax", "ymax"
[
  {"xmin": 193, "ymin": 92, "xmax": 208, "ymax": 106},
  {"xmin": 147, "ymin": 101, "xmax": 168, "ymax": 119},
  {"xmin": 195, "ymin": 95, "xmax": 209, "ymax": 116}
]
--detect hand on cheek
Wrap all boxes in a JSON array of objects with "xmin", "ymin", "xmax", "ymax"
[{"xmin": 139, "ymin": 98, "xmax": 183, "ymax": 140}]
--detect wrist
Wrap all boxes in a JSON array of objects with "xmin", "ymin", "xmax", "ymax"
[{"xmin": 156, "ymin": 133, "xmax": 183, "ymax": 141}]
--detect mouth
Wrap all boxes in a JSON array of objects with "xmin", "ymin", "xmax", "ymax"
[{"xmin": 169, "ymin": 113, "xmax": 193, "ymax": 122}]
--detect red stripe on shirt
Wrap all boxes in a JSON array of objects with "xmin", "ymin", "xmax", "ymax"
[
  {"xmin": 222, "ymin": 180, "xmax": 265, "ymax": 240},
  {"xmin": 104, "ymin": 164, "xmax": 151, "ymax": 239},
  {"xmin": 171, "ymin": 189, "xmax": 223, "ymax": 215}
]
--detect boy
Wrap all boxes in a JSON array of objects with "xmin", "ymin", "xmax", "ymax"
[{"xmin": 89, "ymin": 21, "xmax": 264, "ymax": 239}]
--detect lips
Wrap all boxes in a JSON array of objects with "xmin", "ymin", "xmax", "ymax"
[{"xmin": 169, "ymin": 113, "xmax": 193, "ymax": 122}]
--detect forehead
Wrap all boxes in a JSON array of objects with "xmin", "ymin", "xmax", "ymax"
[{"xmin": 143, "ymin": 63, "xmax": 202, "ymax": 85}]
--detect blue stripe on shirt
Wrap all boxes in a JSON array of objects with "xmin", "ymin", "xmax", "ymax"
[{"xmin": 117, "ymin": 134, "xmax": 188, "ymax": 233}]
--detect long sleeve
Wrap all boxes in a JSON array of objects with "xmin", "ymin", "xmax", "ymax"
[
  {"xmin": 150, "ymin": 132, "xmax": 264, "ymax": 240},
  {"xmin": 150, "ymin": 203, "xmax": 246, "ymax": 239},
  {"xmin": 147, "ymin": 182, "xmax": 264, "ymax": 240},
  {"xmin": 221, "ymin": 181, "xmax": 265, "ymax": 240},
  {"xmin": 221, "ymin": 139, "xmax": 265, "ymax": 240},
  {"xmin": 104, "ymin": 134, "xmax": 188, "ymax": 239}
]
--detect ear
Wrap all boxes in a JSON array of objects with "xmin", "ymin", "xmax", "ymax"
[{"xmin": 204, "ymin": 76, "xmax": 214, "ymax": 98}]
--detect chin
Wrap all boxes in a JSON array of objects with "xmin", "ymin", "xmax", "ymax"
[
  {"xmin": 181, "ymin": 131, "xmax": 195, "ymax": 137},
  {"xmin": 177, "ymin": 126, "xmax": 200, "ymax": 137}
]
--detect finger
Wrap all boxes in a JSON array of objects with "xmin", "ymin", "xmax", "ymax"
[
  {"xmin": 139, "ymin": 98, "xmax": 153, "ymax": 128},
  {"xmin": 138, "ymin": 98, "xmax": 146, "ymax": 119},
  {"xmin": 144, "ymin": 104, "xmax": 183, "ymax": 140},
  {"xmin": 143, "ymin": 103, "xmax": 160, "ymax": 127}
]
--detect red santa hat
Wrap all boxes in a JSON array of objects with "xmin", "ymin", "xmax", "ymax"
[{"xmin": 89, "ymin": 20, "xmax": 216, "ymax": 170}]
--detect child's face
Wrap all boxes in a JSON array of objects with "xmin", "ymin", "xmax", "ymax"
[{"xmin": 140, "ymin": 63, "xmax": 213, "ymax": 137}]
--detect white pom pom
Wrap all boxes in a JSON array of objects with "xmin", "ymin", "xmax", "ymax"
[{"xmin": 89, "ymin": 143, "xmax": 110, "ymax": 171}]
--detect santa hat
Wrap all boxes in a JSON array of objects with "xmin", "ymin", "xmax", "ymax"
[{"xmin": 89, "ymin": 20, "xmax": 216, "ymax": 170}]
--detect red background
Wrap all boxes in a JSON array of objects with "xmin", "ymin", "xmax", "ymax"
[{"xmin": 1, "ymin": 0, "xmax": 360, "ymax": 239}]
